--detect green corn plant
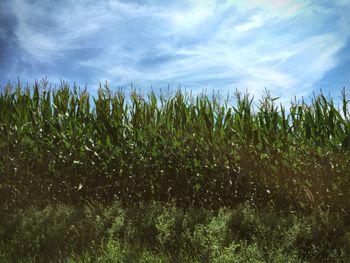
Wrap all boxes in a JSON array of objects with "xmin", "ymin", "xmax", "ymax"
[{"xmin": 1, "ymin": 80, "xmax": 350, "ymax": 217}]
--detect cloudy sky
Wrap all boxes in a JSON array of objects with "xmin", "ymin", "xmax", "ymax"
[{"xmin": 1, "ymin": 0, "xmax": 349, "ymax": 100}]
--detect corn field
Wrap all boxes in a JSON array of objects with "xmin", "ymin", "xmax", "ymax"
[{"xmin": 0, "ymin": 80, "xmax": 349, "ymax": 218}]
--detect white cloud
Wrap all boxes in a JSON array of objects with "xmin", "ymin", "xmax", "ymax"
[
  {"xmin": 235, "ymin": 15, "xmax": 264, "ymax": 32},
  {"xmin": 170, "ymin": 0, "xmax": 216, "ymax": 31},
  {"xmin": 232, "ymin": 0, "xmax": 308, "ymax": 18},
  {"xmin": 286, "ymin": 3, "xmax": 305, "ymax": 16},
  {"xmin": 12, "ymin": 0, "xmax": 111, "ymax": 63}
]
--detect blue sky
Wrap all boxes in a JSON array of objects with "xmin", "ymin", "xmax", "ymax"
[{"xmin": 1, "ymin": 0, "xmax": 350, "ymax": 101}]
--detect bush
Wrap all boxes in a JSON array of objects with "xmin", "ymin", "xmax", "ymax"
[{"xmin": 1, "ymin": 202, "xmax": 349, "ymax": 262}]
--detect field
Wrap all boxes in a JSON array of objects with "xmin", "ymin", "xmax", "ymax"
[{"xmin": 1, "ymin": 80, "xmax": 350, "ymax": 262}]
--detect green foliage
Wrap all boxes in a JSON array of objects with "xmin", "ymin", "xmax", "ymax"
[
  {"xmin": 1, "ymin": 202, "xmax": 349, "ymax": 262},
  {"xmin": 1, "ymin": 81, "xmax": 350, "ymax": 216},
  {"xmin": 1, "ymin": 80, "xmax": 350, "ymax": 261}
]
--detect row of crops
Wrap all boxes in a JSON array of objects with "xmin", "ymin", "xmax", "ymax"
[{"xmin": 0, "ymin": 80, "xmax": 349, "ymax": 218}]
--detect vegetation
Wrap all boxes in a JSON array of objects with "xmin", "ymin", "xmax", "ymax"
[
  {"xmin": 1, "ymin": 202, "xmax": 349, "ymax": 263},
  {"xmin": 1, "ymin": 80, "xmax": 350, "ymax": 262}
]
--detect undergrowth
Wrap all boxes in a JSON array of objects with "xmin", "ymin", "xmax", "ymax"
[{"xmin": 1, "ymin": 202, "xmax": 349, "ymax": 262}]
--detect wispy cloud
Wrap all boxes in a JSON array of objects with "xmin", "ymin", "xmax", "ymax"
[
  {"xmin": 235, "ymin": 15, "xmax": 264, "ymax": 32},
  {"xmin": 0, "ymin": 0, "xmax": 349, "ymax": 100}
]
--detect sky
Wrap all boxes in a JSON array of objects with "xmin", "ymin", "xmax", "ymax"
[{"xmin": 1, "ymin": 0, "xmax": 350, "ymax": 101}]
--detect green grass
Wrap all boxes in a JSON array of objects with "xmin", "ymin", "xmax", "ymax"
[{"xmin": 1, "ymin": 80, "xmax": 350, "ymax": 261}]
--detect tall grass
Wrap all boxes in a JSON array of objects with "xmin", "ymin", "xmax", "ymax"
[{"xmin": 0, "ymin": 80, "xmax": 349, "ymax": 218}]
